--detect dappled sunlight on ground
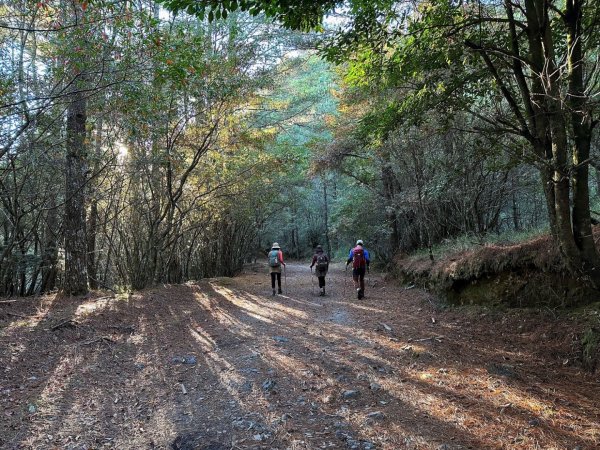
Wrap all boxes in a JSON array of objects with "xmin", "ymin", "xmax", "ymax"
[
  {"xmin": 74, "ymin": 296, "xmax": 123, "ymax": 318},
  {"xmin": 1, "ymin": 295, "xmax": 57, "ymax": 336},
  {"xmin": 194, "ymin": 290, "xmax": 255, "ymax": 339},
  {"xmin": 329, "ymin": 300, "xmax": 387, "ymax": 314},
  {"xmin": 1, "ymin": 265, "xmax": 599, "ymax": 449},
  {"xmin": 210, "ymin": 283, "xmax": 310, "ymax": 321}
]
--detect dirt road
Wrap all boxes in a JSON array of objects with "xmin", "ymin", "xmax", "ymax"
[{"xmin": 1, "ymin": 263, "xmax": 599, "ymax": 449}]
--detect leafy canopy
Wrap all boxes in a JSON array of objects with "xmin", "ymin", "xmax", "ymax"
[{"xmin": 155, "ymin": 0, "xmax": 341, "ymax": 30}]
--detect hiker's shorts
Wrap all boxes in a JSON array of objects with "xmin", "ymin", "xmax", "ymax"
[{"xmin": 352, "ymin": 267, "xmax": 366, "ymax": 280}]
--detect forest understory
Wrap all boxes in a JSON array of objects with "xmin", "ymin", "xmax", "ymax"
[{"xmin": 1, "ymin": 263, "xmax": 599, "ymax": 450}]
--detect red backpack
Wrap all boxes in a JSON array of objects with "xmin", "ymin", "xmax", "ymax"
[{"xmin": 352, "ymin": 246, "xmax": 366, "ymax": 269}]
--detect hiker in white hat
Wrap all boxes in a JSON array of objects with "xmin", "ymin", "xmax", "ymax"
[
  {"xmin": 346, "ymin": 239, "xmax": 370, "ymax": 299},
  {"xmin": 267, "ymin": 242, "xmax": 286, "ymax": 295}
]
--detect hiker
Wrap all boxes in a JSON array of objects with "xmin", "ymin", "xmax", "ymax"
[
  {"xmin": 310, "ymin": 244, "xmax": 329, "ymax": 296},
  {"xmin": 346, "ymin": 239, "xmax": 370, "ymax": 299},
  {"xmin": 268, "ymin": 242, "xmax": 286, "ymax": 296}
]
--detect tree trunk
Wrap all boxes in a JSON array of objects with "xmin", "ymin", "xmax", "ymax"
[
  {"xmin": 18, "ymin": 244, "xmax": 26, "ymax": 297},
  {"xmin": 511, "ymin": 171, "xmax": 520, "ymax": 231},
  {"xmin": 322, "ymin": 176, "xmax": 332, "ymax": 258},
  {"xmin": 522, "ymin": 0, "xmax": 600, "ymax": 286},
  {"xmin": 63, "ymin": 88, "xmax": 88, "ymax": 296},
  {"xmin": 382, "ymin": 164, "xmax": 400, "ymax": 254},
  {"xmin": 291, "ymin": 205, "xmax": 300, "ymax": 259},
  {"xmin": 26, "ymin": 237, "xmax": 39, "ymax": 296},
  {"xmin": 546, "ymin": 106, "xmax": 584, "ymax": 272},
  {"xmin": 40, "ymin": 200, "xmax": 59, "ymax": 293},
  {"xmin": 565, "ymin": 0, "xmax": 600, "ymax": 282},
  {"xmin": 86, "ymin": 117, "xmax": 102, "ymax": 290},
  {"xmin": 87, "ymin": 199, "xmax": 98, "ymax": 289}
]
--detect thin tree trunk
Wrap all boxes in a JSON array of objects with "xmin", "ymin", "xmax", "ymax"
[
  {"xmin": 86, "ymin": 117, "xmax": 102, "ymax": 290},
  {"xmin": 87, "ymin": 199, "xmax": 98, "ymax": 289},
  {"xmin": 322, "ymin": 176, "xmax": 332, "ymax": 258},
  {"xmin": 382, "ymin": 164, "xmax": 400, "ymax": 254},
  {"xmin": 40, "ymin": 200, "xmax": 59, "ymax": 293},
  {"xmin": 18, "ymin": 243, "xmax": 26, "ymax": 297},
  {"xmin": 26, "ymin": 238, "xmax": 39, "ymax": 296},
  {"xmin": 511, "ymin": 171, "xmax": 520, "ymax": 231},
  {"xmin": 292, "ymin": 205, "xmax": 300, "ymax": 259}
]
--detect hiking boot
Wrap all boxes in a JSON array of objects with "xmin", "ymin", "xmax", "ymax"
[
  {"xmin": 272, "ymin": 289, "xmax": 276, "ymax": 296},
  {"xmin": 322, "ymin": 288, "xmax": 326, "ymax": 296},
  {"xmin": 278, "ymin": 288, "xmax": 283, "ymax": 294},
  {"xmin": 357, "ymin": 288, "xmax": 364, "ymax": 300}
]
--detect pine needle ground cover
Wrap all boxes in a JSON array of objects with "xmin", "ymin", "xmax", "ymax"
[{"xmin": 2, "ymin": 263, "xmax": 599, "ymax": 449}]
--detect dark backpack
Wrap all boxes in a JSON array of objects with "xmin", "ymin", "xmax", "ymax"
[
  {"xmin": 352, "ymin": 246, "xmax": 366, "ymax": 269},
  {"xmin": 268, "ymin": 250, "xmax": 280, "ymax": 268},
  {"xmin": 316, "ymin": 253, "xmax": 328, "ymax": 271}
]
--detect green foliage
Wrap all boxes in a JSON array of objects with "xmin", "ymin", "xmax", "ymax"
[
  {"xmin": 252, "ymin": 55, "xmax": 342, "ymax": 256},
  {"xmin": 329, "ymin": 184, "xmax": 388, "ymax": 258},
  {"xmin": 4, "ymin": 0, "xmax": 595, "ymax": 294},
  {"xmin": 156, "ymin": 0, "xmax": 341, "ymax": 30}
]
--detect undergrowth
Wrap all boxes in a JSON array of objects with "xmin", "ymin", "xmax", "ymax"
[{"xmin": 410, "ymin": 226, "xmax": 550, "ymax": 260}]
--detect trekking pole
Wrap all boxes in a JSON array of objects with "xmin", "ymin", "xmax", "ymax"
[
  {"xmin": 310, "ymin": 266, "xmax": 315, "ymax": 296},
  {"xmin": 284, "ymin": 265, "xmax": 287, "ymax": 295},
  {"xmin": 344, "ymin": 266, "xmax": 347, "ymax": 297}
]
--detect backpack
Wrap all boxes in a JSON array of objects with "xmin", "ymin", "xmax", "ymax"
[
  {"xmin": 352, "ymin": 246, "xmax": 366, "ymax": 269},
  {"xmin": 268, "ymin": 250, "xmax": 280, "ymax": 268},
  {"xmin": 316, "ymin": 253, "xmax": 328, "ymax": 271}
]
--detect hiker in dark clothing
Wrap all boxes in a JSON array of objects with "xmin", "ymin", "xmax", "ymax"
[
  {"xmin": 346, "ymin": 239, "xmax": 370, "ymax": 299},
  {"xmin": 268, "ymin": 242, "xmax": 286, "ymax": 295},
  {"xmin": 310, "ymin": 245, "xmax": 329, "ymax": 296}
]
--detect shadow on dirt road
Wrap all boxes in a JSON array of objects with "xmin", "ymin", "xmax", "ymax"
[{"xmin": 1, "ymin": 262, "xmax": 599, "ymax": 449}]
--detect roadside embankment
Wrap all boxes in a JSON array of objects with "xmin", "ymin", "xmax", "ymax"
[{"xmin": 392, "ymin": 230, "xmax": 599, "ymax": 307}]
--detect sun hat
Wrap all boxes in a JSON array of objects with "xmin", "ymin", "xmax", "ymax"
[
  {"xmin": 272, "ymin": 242, "xmax": 280, "ymax": 249},
  {"xmin": 356, "ymin": 239, "xmax": 363, "ymax": 246},
  {"xmin": 316, "ymin": 245, "xmax": 323, "ymax": 250}
]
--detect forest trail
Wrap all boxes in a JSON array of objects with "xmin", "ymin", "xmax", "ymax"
[{"xmin": 1, "ymin": 263, "xmax": 599, "ymax": 449}]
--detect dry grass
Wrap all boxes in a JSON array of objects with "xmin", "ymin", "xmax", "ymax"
[{"xmin": 393, "ymin": 228, "xmax": 600, "ymax": 307}]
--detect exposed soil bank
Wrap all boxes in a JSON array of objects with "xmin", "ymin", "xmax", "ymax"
[{"xmin": 392, "ymin": 231, "xmax": 599, "ymax": 308}]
